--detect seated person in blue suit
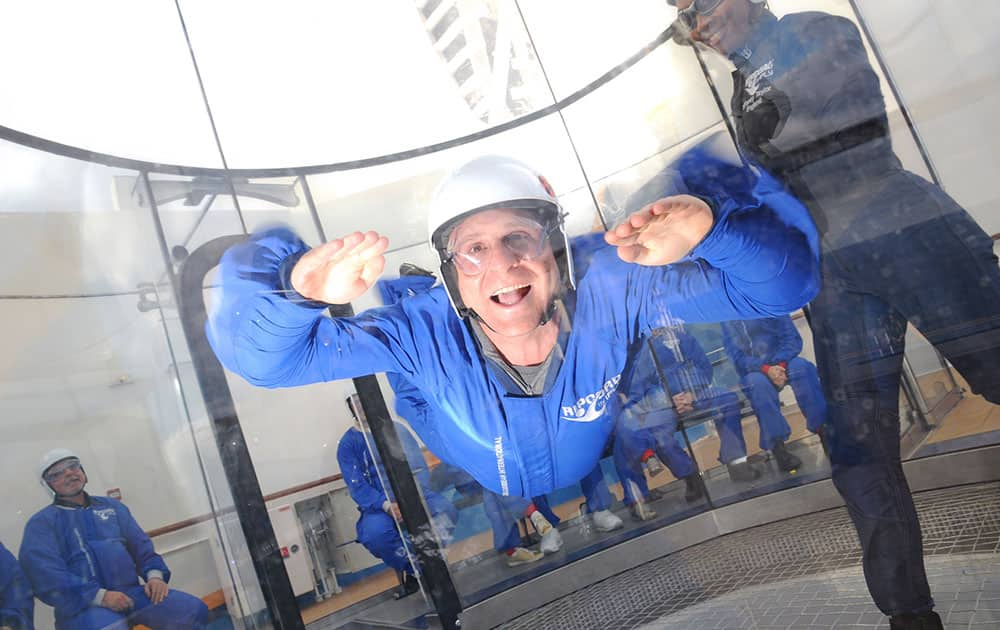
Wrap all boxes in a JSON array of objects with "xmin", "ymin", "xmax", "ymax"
[
  {"xmin": 721, "ymin": 316, "xmax": 827, "ymax": 472},
  {"xmin": 1, "ymin": 541, "xmax": 33, "ymax": 630},
  {"xmin": 20, "ymin": 449, "xmax": 208, "ymax": 630},
  {"xmin": 619, "ymin": 323, "xmax": 761, "ymax": 484},
  {"xmin": 337, "ymin": 397, "xmax": 458, "ymax": 598},
  {"xmin": 613, "ymin": 332, "xmax": 708, "ymax": 520}
]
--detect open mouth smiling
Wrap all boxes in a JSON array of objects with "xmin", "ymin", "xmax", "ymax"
[{"xmin": 491, "ymin": 283, "xmax": 531, "ymax": 306}]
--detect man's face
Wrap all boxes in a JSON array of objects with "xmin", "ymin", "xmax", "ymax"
[
  {"xmin": 450, "ymin": 208, "xmax": 560, "ymax": 338},
  {"xmin": 44, "ymin": 459, "xmax": 87, "ymax": 497},
  {"xmin": 676, "ymin": 0, "xmax": 755, "ymax": 55}
]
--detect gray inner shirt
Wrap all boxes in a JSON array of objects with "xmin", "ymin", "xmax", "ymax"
[{"xmin": 470, "ymin": 306, "xmax": 568, "ymax": 396}]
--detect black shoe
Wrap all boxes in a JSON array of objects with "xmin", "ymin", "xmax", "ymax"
[
  {"xmin": 889, "ymin": 611, "xmax": 943, "ymax": 630},
  {"xmin": 394, "ymin": 572, "xmax": 420, "ymax": 599},
  {"xmin": 399, "ymin": 263, "xmax": 435, "ymax": 278},
  {"xmin": 629, "ymin": 502, "xmax": 657, "ymax": 521},
  {"xmin": 683, "ymin": 474, "xmax": 705, "ymax": 503},
  {"xmin": 727, "ymin": 460, "xmax": 762, "ymax": 483},
  {"xmin": 772, "ymin": 440, "xmax": 802, "ymax": 473},
  {"xmin": 645, "ymin": 487, "xmax": 665, "ymax": 502}
]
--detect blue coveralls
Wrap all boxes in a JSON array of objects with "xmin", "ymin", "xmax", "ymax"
[
  {"xmin": 206, "ymin": 147, "xmax": 819, "ymax": 500},
  {"xmin": 642, "ymin": 328, "xmax": 743, "ymax": 457},
  {"xmin": 19, "ymin": 496, "xmax": 207, "ymax": 630},
  {"xmin": 380, "ymin": 274, "xmax": 612, "ymax": 553},
  {"xmin": 613, "ymin": 334, "xmax": 699, "ymax": 506},
  {"xmin": 336, "ymin": 424, "xmax": 457, "ymax": 574},
  {"xmin": 728, "ymin": 10, "xmax": 1000, "ymax": 616},
  {"xmin": 0, "ymin": 542, "xmax": 33, "ymax": 630},
  {"xmin": 721, "ymin": 316, "xmax": 827, "ymax": 449}
]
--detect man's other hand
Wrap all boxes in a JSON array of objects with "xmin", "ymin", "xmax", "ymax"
[
  {"xmin": 101, "ymin": 591, "xmax": 134, "ymax": 612},
  {"xmin": 145, "ymin": 577, "xmax": 170, "ymax": 605}
]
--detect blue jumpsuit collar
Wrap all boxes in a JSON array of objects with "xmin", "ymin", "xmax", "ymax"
[{"xmin": 53, "ymin": 492, "xmax": 91, "ymax": 509}]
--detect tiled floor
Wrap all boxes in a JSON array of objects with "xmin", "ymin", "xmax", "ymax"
[
  {"xmin": 496, "ymin": 483, "xmax": 1000, "ymax": 630},
  {"xmin": 637, "ymin": 554, "xmax": 1000, "ymax": 629}
]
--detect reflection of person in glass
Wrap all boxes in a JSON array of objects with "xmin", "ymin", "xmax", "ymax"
[
  {"xmin": 673, "ymin": 1, "xmax": 1000, "ymax": 627},
  {"xmin": 20, "ymin": 449, "xmax": 208, "ymax": 630},
  {"xmin": 0, "ymin": 542, "xmax": 33, "ymax": 630},
  {"xmin": 207, "ymin": 147, "xmax": 818, "ymax": 504},
  {"xmin": 721, "ymin": 316, "xmax": 827, "ymax": 471},
  {"xmin": 338, "ymin": 397, "xmax": 457, "ymax": 598}
]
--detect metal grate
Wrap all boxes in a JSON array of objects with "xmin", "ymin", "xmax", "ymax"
[{"xmin": 496, "ymin": 483, "xmax": 1000, "ymax": 630}]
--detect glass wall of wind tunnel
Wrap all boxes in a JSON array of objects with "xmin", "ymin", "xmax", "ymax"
[{"xmin": 0, "ymin": 141, "xmax": 256, "ymax": 630}]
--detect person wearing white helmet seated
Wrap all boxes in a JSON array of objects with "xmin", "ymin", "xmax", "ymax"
[
  {"xmin": 19, "ymin": 449, "xmax": 208, "ymax": 630},
  {"xmin": 207, "ymin": 140, "xmax": 818, "ymax": 504}
]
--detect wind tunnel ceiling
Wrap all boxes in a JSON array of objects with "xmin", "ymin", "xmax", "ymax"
[{"xmin": 0, "ymin": 0, "xmax": 674, "ymax": 170}]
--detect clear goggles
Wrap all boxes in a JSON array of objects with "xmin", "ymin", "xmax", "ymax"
[
  {"xmin": 676, "ymin": 0, "xmax": 724, "ymax": 29},
  {"xmin": 44, "ymin": 459, "xmax": 81, "ymax": 483},
  {"xmin": 445, "ymin": 216, "xmax": 557, "ymax": 277}
]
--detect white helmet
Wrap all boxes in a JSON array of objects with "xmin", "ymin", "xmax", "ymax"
[
  {"xmin": 427, "ymin": 155, "xmax": 575, "ymax": 319},
  {"xmin": 38, "ymin": 448, "xmax": 81, "ymax": 495}
]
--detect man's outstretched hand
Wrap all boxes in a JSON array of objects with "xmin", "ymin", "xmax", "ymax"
[
  {"xmin": 290, "ymin": 231, "xmax": 389, "ymax": 304},
  {"xmin": 605, "ymin": 195, "xmax": 713, "ymax": 266}
]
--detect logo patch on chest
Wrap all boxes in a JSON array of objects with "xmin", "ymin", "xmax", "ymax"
[
  {"xmin": 743, "ymin": 59, "xmax": 775, "ymax": 113},
  {"xmin": 561, "ymin": 374, "xmax": 621, "ymax": 422},
  {"xmin": 93, "ymin": 508, "xmax": 116, "ymax": 522}
]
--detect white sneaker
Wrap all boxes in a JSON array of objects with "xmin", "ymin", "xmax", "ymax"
[
  {"xmin": 505, "ymin": 547, "xmax": 544, "ymax": 567},
  {"xmin": 540, "ymin": 527, "xmax": 563, "ymax": 554},
  {"xmin": 592, "ymin": 509, "xmax": 624, "ymax": 532},
  {"xmin": 530, "ymin": 511, "xmax": 563, "ymax": 553}
]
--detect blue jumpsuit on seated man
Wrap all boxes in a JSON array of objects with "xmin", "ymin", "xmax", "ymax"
[
  {"xmin": 721, "ymin": 316, "xmax": 827, "ymax": 450},
  {"xmin": 1, "ymin": 542, "xmax": 33, "ymax": 630},
  {"xmin": 336, "ymin": 421, "xmax": 457, "ymax": 583},
  {"xmin": 616, "ymin": 324, "xmax": 752, "ymax": 485},
  {"xmin": 21, "ymin": 451, "xmax": 208, "ymax": 630}
]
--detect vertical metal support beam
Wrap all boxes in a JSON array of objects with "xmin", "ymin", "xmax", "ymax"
[
  {"xmin": 299, "ymin": 174, "xmax": 463, "ymax": 628},
  {"xmin": 647, "ymin": 338, "xmax": 714, "ymax": 509},
  {"xmin": 177, "ymin": 235, "xmax": 305, "ymax": 630},
  {"xmin": 691, "ymin": 45, "xmax": 739, "ymax": 150},
  {"xmin": 847, "ymin": 0, "xmax": 942, "ymax": 187}
]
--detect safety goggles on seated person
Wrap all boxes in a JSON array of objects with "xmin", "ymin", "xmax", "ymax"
[
  {"xmin": 671, "ymin": 0, "xmax": 725, "ymax": 30},
  {"xmin": 446, "ymin": 215, "xmax": 557, "ymax": 276},
  {"xmin": 44, "ymin": 459, "xmax": 82, "ymax": 483}
]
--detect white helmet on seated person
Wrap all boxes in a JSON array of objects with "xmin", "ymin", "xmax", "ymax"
[
  {"xmin": 37, "ymin": 447, "xmax": 82, "ymax": 496},
  {"xmin": 427, "ymin": 155, "xmax": 575, "ymax": 321}
]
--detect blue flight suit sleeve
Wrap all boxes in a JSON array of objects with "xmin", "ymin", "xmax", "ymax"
[
  {"xmin": 114, "ymin": 501, "xmax": 170, "ymax": 583},
  {"xmin": 772, "ymin": 316, "xmax": 803, "ymax": 364},
  {"xmin": 20, "ymin": 512, "xmax": 98, "ymax": 617},
  {"xmin": 206, "ymin": 227, "xmax": 432, "ymax": 389},
  {"xmin": 337, "ymin": 429, "xmax": 388, "ymax": 513},
  {"xmin": 0, "ymin": 543, "xmax": 33, "ymax": 630},
  {"xmin": 721, "ymin": 320, "xmax": 761, "ymax": 375}
]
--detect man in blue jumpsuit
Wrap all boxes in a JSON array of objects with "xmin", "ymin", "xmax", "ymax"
[
  {"xmin": 379, "ymin": 272, "xmax": 622, "ymax": 566},
  {"xmin": 721, "ymin": 315, "xmax": 827, "ymax": 471},
  {"xmin": 0, "ymin": 542, "xmax": 33, "ymax": 630},
  {"xmin": 20, "ymin": 449, "xmax": 208, "ymax": 630},
  {"xmin": 673, "ymin": 1, "xmax": 1000, "ymax": 627},
  {"xmin": 207, "ymin": 147, "xmax": 818, "ymax": 505},
  {"xmin": 338, "ymin": 398, "xmax": 457, "ymax": 597}
]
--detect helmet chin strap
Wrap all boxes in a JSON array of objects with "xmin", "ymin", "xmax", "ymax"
[{"xmin": 467, "ymin": 297, "xmax": 559, "ymax": 336}]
